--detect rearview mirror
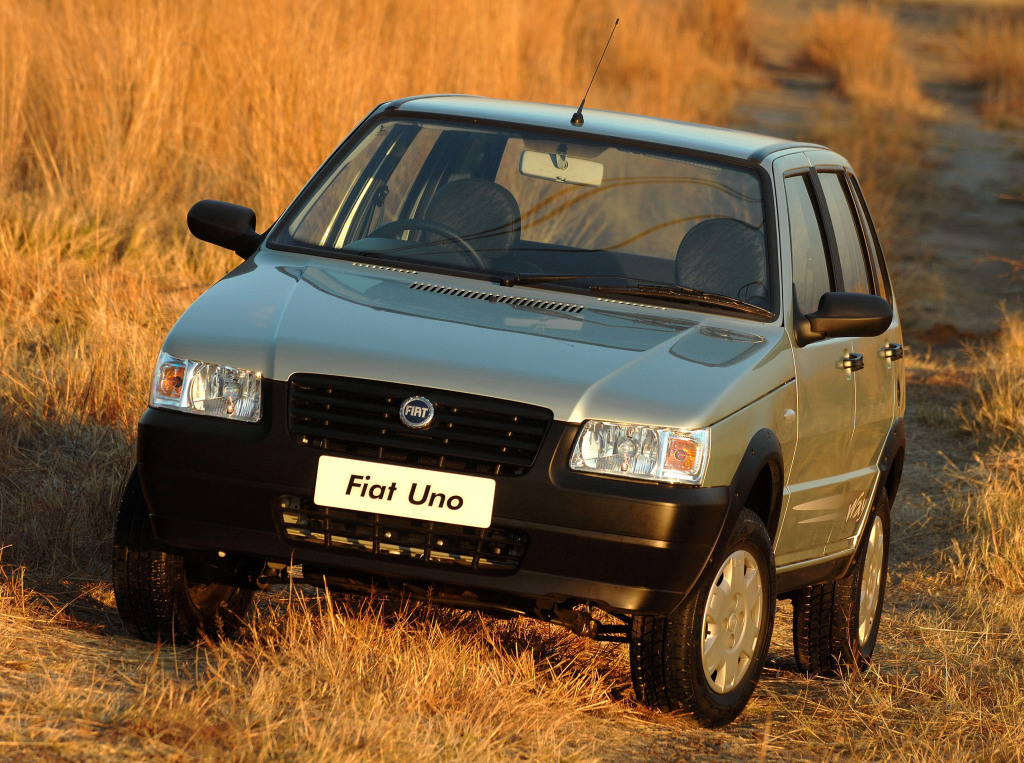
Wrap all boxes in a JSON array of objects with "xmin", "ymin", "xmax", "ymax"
[
  {"xmin": 794, "ymin": 291, "xmax": 893, "ymax": 347},
  {"xmin": 187, "ymin": 200, "xmax": 262, "ymax": 259},
  {"xmin": 520, "ymin": 149, "xmax": 604, "ymax": 186}
]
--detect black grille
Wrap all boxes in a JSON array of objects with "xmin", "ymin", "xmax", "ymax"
[
  {"xmin": 288, "ymin": 375, "xmax": 552, "ymax": 477},
  {"xmin": 276, "ymin": 496, "xmax": 527, "ymax": 573}
]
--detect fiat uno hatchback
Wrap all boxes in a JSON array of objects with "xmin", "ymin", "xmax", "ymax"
[{"xmin": 113, "ymin": 95, "xmax": 905, "ymax": 726}]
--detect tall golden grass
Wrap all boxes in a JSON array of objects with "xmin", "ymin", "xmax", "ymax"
[
  {"xmin": 960, "ymin": 10, "xmax": 1024, "ymax": 126},
  {"xmin": 795, "ymin": 3, "xmax": 940, "ymax": 247},
  {"xmin": 797, "ymin": 2, "xmax": 935, "ymax": 132},
  {"xmin": 0, "ymin": 0, "xmax": 757, "ymax": 577},
  {"xmin": 0, "ymin": 589, "xmax": 642, "ymax": 759},
  {"xmin": 801, "ymin": 3, "xmax": 939, "ymax": 119},
  {"xmin": 0, "ymin": 0, "xmax": 757, "ymax": 234},
  {"xmin": 952, "ymin": 313, "xmax": 1024, "ymax": 614},
  {"xmin": 5, "ymin": 0, "xmax": 1024, "ymax": 758}
]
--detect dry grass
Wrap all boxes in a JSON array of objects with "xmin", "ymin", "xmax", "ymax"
[
  {"xmin": 2, "ymin": 0, "xmax": 1024, "ymax": 759},
  {"xmin": 960, "ymin": 10, "xmax": 1024, "ymax": 126},
  {"xmin": 1, "ymin": 358, "xmax": 1023, "ymax": 756},
  {"xmin": 0, "ymin": 587, "xmax": 645, "ymax": 760},
  {"xmin": 801, "ymin": 3, "xmax": 940, "ymax": 119},
  {"xmin": 947, "ymin": 313, "xmax": 1024, "ymax": 626},
  {"xmin": 0, "ymin": 0, "xmax": 757, "ymax": 233},
  {"xmin": 962, "ymin": 312, "xmax": 1024, "ymax": 440},
  {"xmin": 795, "ymin": 4, "xmax": 939, "ymax": 247},
  {"xmin": 0, "ymin": 0, "xmax": 757, "ymax": 577}
]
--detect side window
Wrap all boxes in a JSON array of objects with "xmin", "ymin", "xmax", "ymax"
[
  {"xmin": 785, "ymin": 174, "xmax": 832, "ymax": 313},
  {"xmin": 847, "ymin": 173, "xmax": 892, "ymax": 301},
  {"xmin": 819, "ymin": 172, "xmax": 873, "ymax": 295}
]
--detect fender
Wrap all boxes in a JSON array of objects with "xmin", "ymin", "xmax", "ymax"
[{"xmin": 674, "ymin": 428, "xmax": 783, "ymax": 612}]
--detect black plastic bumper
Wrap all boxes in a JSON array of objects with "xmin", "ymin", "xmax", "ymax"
[{"xmin": 137, "ymin": 381, "xmax": 733, "ymax": 616}]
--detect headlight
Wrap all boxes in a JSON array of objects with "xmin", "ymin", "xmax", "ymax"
[
  {"xmin": 569, "ymin": 420, "xmax": 709, "ymax": 485},
  {"xmin": 150, "ymin": 352, "xmax": 262, "ymax": 422}
]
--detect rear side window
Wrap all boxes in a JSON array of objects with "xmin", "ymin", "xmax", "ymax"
[
  {"xmin": 847, "ymin": 174, "xmax": 891, "ymax": 301},
  {"xmin": 819, "ymin": 172, "xmax": 873, "ymax": 295},
  {"xmin": 785, "ymin": 174, "xmax": 832, "ymax": 313}
]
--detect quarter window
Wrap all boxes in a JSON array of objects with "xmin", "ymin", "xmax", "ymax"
[{"xmin": 848, "ymin": 174, "xmax": 891, "ymax": 301}]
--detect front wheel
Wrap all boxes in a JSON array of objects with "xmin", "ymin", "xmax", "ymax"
[
  {"xmin": 630, "ymin": 509, "xmax": 776, "ymax": 727},
  {"xmin": 792, "ymin": 488, "xmax": 890, "ymax": 674},
  {"xmin": 112, "ymin": 466, "xmax": 254, "ymax": 643}
]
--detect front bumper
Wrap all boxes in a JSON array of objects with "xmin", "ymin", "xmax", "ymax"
[{"xmin": 137, "ymin": 380, "xmax": 733, "ymax": 616}]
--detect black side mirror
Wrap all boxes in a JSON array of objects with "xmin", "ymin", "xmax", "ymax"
[
  {"xmin": 187, "ymin": 200, "xmax": 262, "ymax": 259},
  {"xmin": 795, "ymin": 291, "xmax": 893, "ymax": 347}
]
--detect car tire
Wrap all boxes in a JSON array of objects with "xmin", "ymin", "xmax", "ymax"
[
  {"xmin": 629, "ymin": 509, "xmax": 776, "ymax": 727},
  {"xmin": 112, "ymin": 466, "xmax": 254, "ymax": 643},
  {"xmin": 792, "ymin": 488, "xmax": 890, "ymax": 675}
]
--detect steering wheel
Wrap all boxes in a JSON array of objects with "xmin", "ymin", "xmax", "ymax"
[{"xmin": 369, "ymin": 219, "xmax": 484, "ymax": 268}]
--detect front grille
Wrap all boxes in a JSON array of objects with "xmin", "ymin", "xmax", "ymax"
[
  {"xmin": 276, "ymin": 496, "xmax": 527, "ymax": 573},
  {"xmin": 288, "ymin": 375, "xmax": 552, "ymax": 477}
]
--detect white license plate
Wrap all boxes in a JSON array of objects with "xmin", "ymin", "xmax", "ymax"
[{"xmin": 314, "ymin": 456, "xmax": 495, "ymax": 528}]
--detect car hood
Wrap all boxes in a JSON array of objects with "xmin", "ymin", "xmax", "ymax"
[{"xmin": 162, "ymin": 250, "xmax": 795, "ymax": 426}]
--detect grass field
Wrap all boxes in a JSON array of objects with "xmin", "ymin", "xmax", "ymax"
[{"xmin": 2, "ymin": 0, "xmax": 1024, "ymax": 759}]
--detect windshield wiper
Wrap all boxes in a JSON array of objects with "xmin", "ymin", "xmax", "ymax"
[{"xmin": 588, "ymin": 283, "xmax": 774, "ymax": 318}]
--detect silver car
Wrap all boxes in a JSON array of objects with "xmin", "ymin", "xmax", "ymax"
[{"xmin": 113, "ymin": 95, "xmax": 906, "ymax": 727}]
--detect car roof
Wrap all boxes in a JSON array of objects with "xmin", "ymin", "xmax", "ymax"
[{"xmin": 380, "ymin": 94, "xmax": 821, "ymax": 163}]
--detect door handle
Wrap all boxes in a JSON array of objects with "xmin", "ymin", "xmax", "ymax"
[
  {"xmin": 842, "ymin": 352, "xmax": 865, "ymax": 372},
  {"xmin": 882, "ymin": 343, "xmax": 904, "ymax": 361}
]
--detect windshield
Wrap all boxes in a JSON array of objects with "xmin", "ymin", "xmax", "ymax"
[{"xmin": 272, "ymin": 117, "xmax": 771, "ymax": 314}]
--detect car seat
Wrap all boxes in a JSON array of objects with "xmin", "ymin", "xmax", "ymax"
[
  {"xmin": 675, "ymin": 218, "xmax": 769, "ymax": 307},
  {"xmin": 424, "ymin": 179, "xmax": 521, "ymax": 253}
]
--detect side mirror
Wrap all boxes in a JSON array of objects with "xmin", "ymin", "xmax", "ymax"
[
  {"xmin": 187, "ymin": 200, "xmax": 262, "ymax": 259},
  {"xmin": 794, "ymin": 291, "xmax": 893, "ymax": 347}
]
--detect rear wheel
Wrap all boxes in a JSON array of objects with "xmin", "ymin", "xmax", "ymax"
[
  {"xmin": 630, "ymin": 509, "xmax": 776, "ymax": 727},
  {"xmin": 793, "ymin": 489, "xmax": 890, "ymax": 674},
  {"xmin": 112, "ymin": 466, "xmax": 254, "ymax": 642}
]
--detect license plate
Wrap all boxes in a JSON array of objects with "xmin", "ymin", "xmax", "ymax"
[{"xmin": 314, "ymin": 456, "xmax": 495, "ymax": 528}]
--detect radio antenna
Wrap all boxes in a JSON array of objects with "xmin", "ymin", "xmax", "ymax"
[{"xmin": 571, "ymin": 18, "xmax": 619, "ymax": 127}]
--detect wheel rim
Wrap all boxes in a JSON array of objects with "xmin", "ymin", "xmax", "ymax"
[
  {"xmin": 701, "ymin": 549, "xmax": 764, "ymax": 694},
  {"xmin": 858, "ymin": 515, "xmax": 885, "ymax": 645}
]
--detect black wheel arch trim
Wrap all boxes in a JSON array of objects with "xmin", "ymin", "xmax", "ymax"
[
  {"xmin": 878, "ymin": 416, "xmax": 905, "ymax": 505},
  {"xmin": 728, "ymin": 428, "xmax": 785, "ymax": 540},
  {"xmin": 672, "ymin": 428, "xmax": 783, "ymax": 613},
  {"xmin": 113, "ymin": 464, "xmax": 161, "ymax": 552}
]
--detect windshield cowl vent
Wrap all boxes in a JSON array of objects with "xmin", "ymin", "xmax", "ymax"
[
  {"xmin": 352, "ymin": 261, "xmax": 419, "ymax": 275},
  {"xmin": 595, "ymin": 297, "xmax": 668, "ymax": 311},
  {"xmin": 409, "ymin": 282, "xmax": 584, "ymax": 314}
]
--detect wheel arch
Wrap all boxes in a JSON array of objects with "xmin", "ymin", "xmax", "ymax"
[
  {"xmin": 661, "ymin": 428, "xmax": 783, "ymax": 618},
  {"xmin": 878, "ymin": 417, "xmax": 905, "ymax": 506},
  {"xmin": 728, "ymin": 428, "xmax": 785, "ymax": 542}
]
